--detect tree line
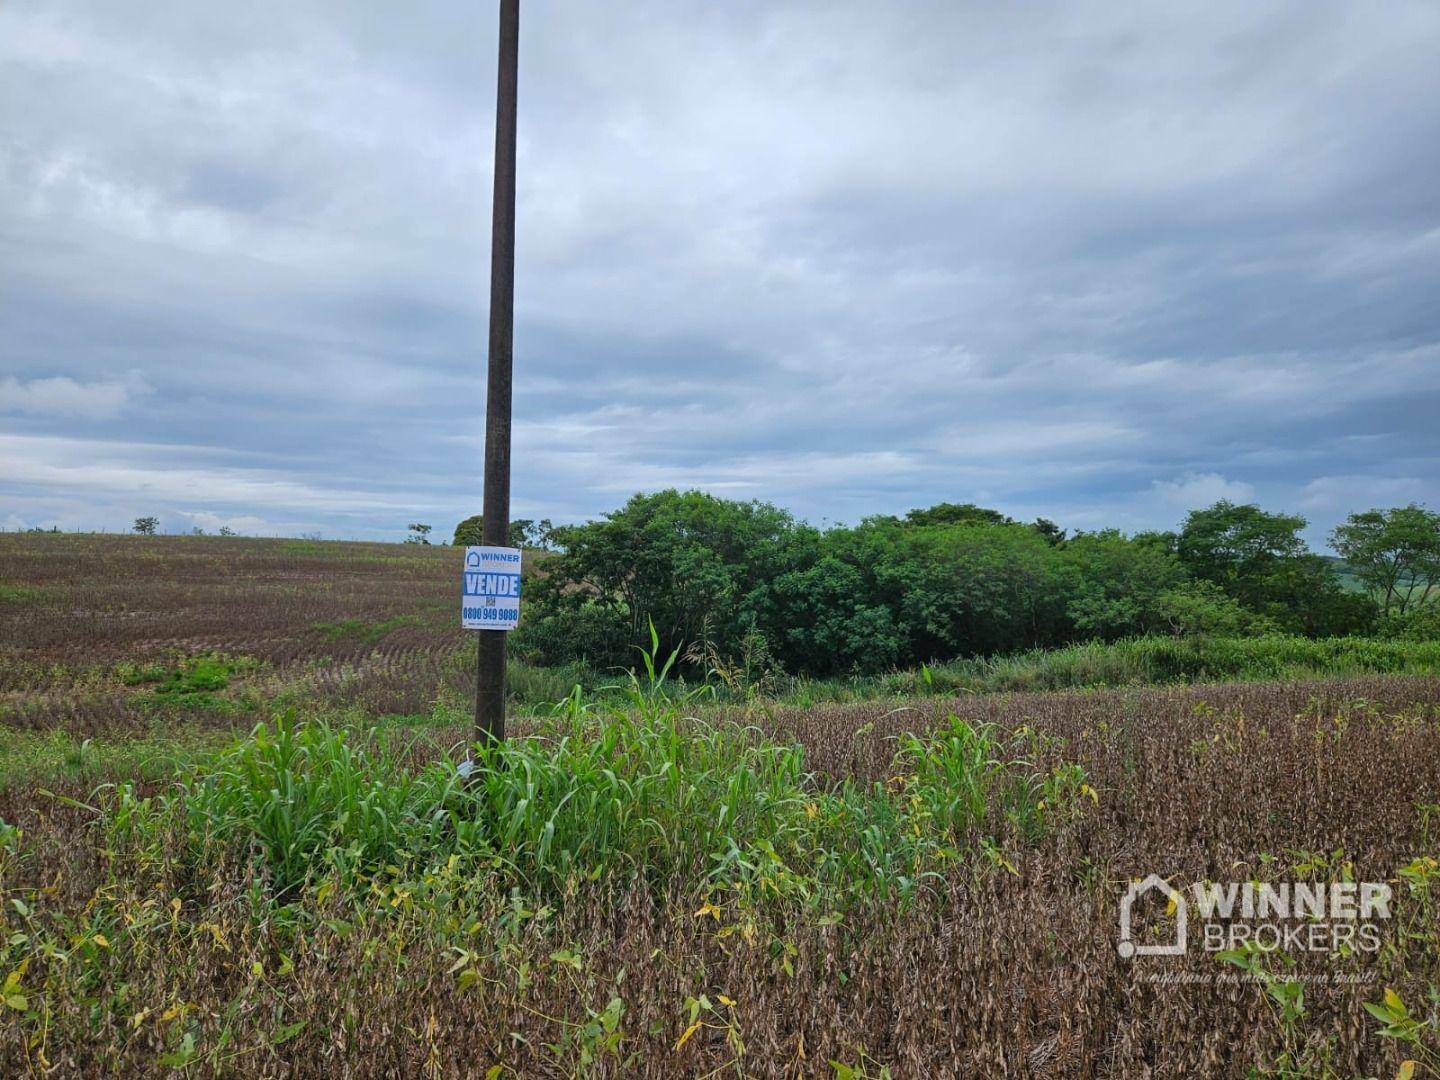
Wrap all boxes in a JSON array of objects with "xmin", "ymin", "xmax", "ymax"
[{"xmin": 508, "ymin": 491, "xmax": 1440, "ymax": 676}]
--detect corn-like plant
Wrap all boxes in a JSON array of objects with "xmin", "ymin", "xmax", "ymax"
[{"xmin": 177, "ymin": 711, "xmax": 464, "ymax": 895}]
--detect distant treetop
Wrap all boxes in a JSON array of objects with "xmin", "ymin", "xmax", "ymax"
[{"xmin": 453, "ymin": 515, "xmax": 554, "ymax": 550}]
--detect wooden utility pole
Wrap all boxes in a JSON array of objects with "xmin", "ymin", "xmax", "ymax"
[{"xmin": 476, "ymin": 0, "xmax": 519, "ymax": 747}]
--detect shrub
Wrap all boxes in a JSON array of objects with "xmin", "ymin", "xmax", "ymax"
[
  {"xmin": 1381, "ymin": 603, "xmax": 1440, "ymax": 642},
  {"xmin": 510, "ymin": 602, "xmax": 634, "ymax": 670}
]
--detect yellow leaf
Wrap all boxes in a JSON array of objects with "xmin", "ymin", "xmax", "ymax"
[
  {"xmin": 1165, "ymin": 896, "xmax": 1178, "ymax": 917},
  {"xmin": 1398, "ymin": 1061, "xmax": 1416, "ymax": 1080},
  {"xmin": 1385, "ymin": 988, "xmax": 1406, "ymax": 1013},
  {"xmin": 675, "ymin": 1019, "xmax": 703, "ymax": 1051},
  {"xmin": 694, "ymin": 902, "xmax": 721, "ymax": 920},
  {"xmin": 717, "ymin": 994, "xmax": 735, "ymax": 1007},
  {"xmin": 161, "ymin": 1004, "xmax": 183, "ymax": 1022},
  {"xmin": 92, "ymin": 934, "xmax": 110, "ymax": 949}
]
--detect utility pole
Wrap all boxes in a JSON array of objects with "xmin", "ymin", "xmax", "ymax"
[{"xmin": 476, "ymin": 0, "xmax": 519, "ymax": 747}]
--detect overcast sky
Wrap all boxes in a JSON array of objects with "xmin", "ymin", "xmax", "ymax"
[{"xmin": 2, "ymin": 1, "xmax": 1438, "ymax": 545}]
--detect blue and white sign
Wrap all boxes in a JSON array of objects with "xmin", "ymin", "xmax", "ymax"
[{"xmin": 461, "ymin": 545, "xmax": 522, "ymax": 630}]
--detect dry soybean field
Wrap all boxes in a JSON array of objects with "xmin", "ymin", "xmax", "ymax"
[
  {"xmin": 0, "ymin": 532, "xmax": 484, "ymax": 735},
  {"xmin": 3, "ymin": 533, "xmax": 1440, "ymax": 1076}
]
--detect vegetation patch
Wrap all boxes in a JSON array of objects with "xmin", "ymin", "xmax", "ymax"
[
  {"xmin": 311, "ymin": 615, "xmax": 421, "ymax": 645},
  {"xmin": 118, "ymin": 654, "xmax": 259, "ymax": 712},
  {"xmin": 502, "ymin": 633, "xmax": 1440, "ymax": 710},
  {"xmin": 277, "ymin": 540, "xmax": 333, "ymax": 557},
  {"xmin": 0, "ymin": 585, "xmax": 46, "ymax": 605},
  {"xmin": 114, "ymin": 692, "xmax": 1084, "ymax": 907},
  {"xmin": 0, "ymin": 727, "xmax": 221, "ymax": 792}
]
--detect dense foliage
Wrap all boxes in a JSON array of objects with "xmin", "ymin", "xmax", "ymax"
[
  {"xmin": 516, "ymin": 492, "xmax": 1433, "ymax": 675},
  {"xmin": 452, "ymin": 515, "xmax": 554, "ymax": 550}
]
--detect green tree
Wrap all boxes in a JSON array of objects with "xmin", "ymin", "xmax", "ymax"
[
  {"xmin": 132, "ymin": 517, "xmax": 158, "ymax": 535},
  {"xmin": 510, "ymin": 602, "xmax": 633, "ymax": 669},
  {"xmin": 1032, "ymin": 517, "xmax": 1067, "ymax": 546},
  {"xmin": 1154, "ymin": 580, "xmax": 1256, "ymax": 636},
  {"xmin": 531, "ymin": 490, "xmax": 803, "ymax": 662},
  {"xmin": 404, "ymin": 523, "xmax": 432, "ymax": 545},
  {"xmin": 1176, "ymin": 501, "xmax": 1307, "ymax": 597},
  {"xmin": 1175, "ymin": 500, "xmax": 1371, "ymax": 633},
  {"xmin": 1257, "ymin": 554, "xmax": 1377, "ymax": 636},
  {"xmin": 1330, "ymin": 505, "xmax": 1440, "ymax": 616},
  {"xmin": 902, "ymin": 502, "xmax": 1013, "ymax": 528},
  {"xmin": 859, "ymin": 520, "xmax": 1072, "ymax": 660},
  {"xmin": 1061, "ymin": 530, "xmax": 1186, "ymax": 639},
  {"xmin": 765, "ymin": 556, "xmax": 902, "ymax": 674},
  {"xmin": 452, "ymin": 515, "xmax": 553, "ymax": 549}
]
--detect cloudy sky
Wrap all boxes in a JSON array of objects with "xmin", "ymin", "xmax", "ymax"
[{"xmin": 2, "ymin": 1, "xmax": 1438, "ymax": 545}]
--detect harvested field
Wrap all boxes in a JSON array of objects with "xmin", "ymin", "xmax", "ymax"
[{"xmin": 0, "ymin": 533, "xmax": 496, "ymax": 734}]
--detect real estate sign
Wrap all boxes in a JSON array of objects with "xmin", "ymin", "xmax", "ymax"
[{"xmin": 461, "ymin": 545, "xmax": 521, "ymax": 631}]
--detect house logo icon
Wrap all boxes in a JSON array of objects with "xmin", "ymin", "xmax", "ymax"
[{"xmin": 1118, "ymin": 874, "xmax": 1187, "ymax": 958}]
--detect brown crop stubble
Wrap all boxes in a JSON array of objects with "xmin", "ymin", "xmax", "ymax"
[{"xmin": 0, "ymin": 533, "xmax": 496, "ymax": 734}]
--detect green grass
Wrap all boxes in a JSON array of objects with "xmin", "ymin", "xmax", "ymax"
[
  {"xmin": 103, "ymin": 692, "xmax": 1084, "ymax": 909},
  {"xmin": 115, "ymin": 653, "xmax": 262, "ymax": 715},
  {"xmin": 500, "ymin": 633, "xmax": 1440, "ymax": 711},
  {"xmin": 0, "ymin": 584, "xmax": 47, "ymax": 604},
  {"xmin": 310, "ymin": 615, "xmax": 421, "ymax": 644},
  {"xmin": 120, "ymin": 654, "xmax": 240, "ymax": 689},
  {"xmin": 881, "ymin": 633, "xmax": 1440, "ymax": 697},
  {"xmin": 0, "ymin": 727, "xmax": 225, "ymax": 792},
  {"xmin": 277, "ymin": 540, "xmax": 333, "ymax": 557}
]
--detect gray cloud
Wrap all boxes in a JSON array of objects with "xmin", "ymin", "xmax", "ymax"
[{"xmin": 1, "ymin": 0, "xmax": 1438, "ymax": 544}]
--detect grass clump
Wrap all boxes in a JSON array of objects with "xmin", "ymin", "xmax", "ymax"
[
  {"xmin": 277, "ymin": 540, "xmax": 331, "ymax": 557},
  {"xmin": 179, "ymin": 714, "xmax": 463, "ymax": 895},
  {"xmin": 461, "ymin": 694, "xmax": 817, "ymax": 896},
  {"xmin": 153, "ymin": 656, "xmax": 233, "ymax": 700},
  {"xmin": 107, "ymin": 694, "xmax": 1089, "ymax": 910},
  {"xmin": 311, "ymin": 615, "xmax": 421, "ymax": 644},
  {"xmin": 118, "ymin": 653, "xmax": 259, "ymax": 712},
  {"xmin": 0, "ymin": 585, "xmax": 46, "ymax": 604},
  {"xmin": 0, "ymin": 728, "xmax": 219, "ymax": 793}
]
